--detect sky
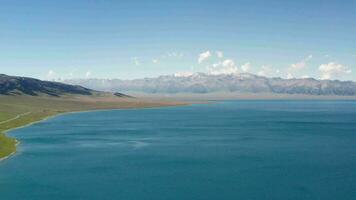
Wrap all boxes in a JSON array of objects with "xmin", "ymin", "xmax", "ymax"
[{"xmin": 0, "ymin": 0, "xmax": 355, "ymax": 80}]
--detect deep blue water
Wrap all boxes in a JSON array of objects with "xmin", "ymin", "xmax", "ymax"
[{"xmin": 1, "ymin": 101, "xmax": 356, "ymax": 200}]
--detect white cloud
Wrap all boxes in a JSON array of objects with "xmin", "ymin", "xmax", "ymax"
[
  {"xmin": 46, "ymin": 70, "xmax": 56, "ymax": 80},
  {"xmin": 222, "ymin": 59, "xmax": 235, "ymax": 67},
  {"xmin": 258, "ymin": 65, "xmax": 280, "ymax": 77},
  {"xmin": 287, "ymin": 55, "xmax": 312, "ymax": 79},
  {"xmin": 198, "ymin": 51, "xmax": 212, "ymax": 64},
  {"xmin": 174, "ymin": 71, "xmax": 194, "ymax": 77},
  {"xmin": 287, "ymin": 73, "xmax": 294, "ymax": 79},
  {"xmin": 207, "ymin": 59, "xmax": 239, "ymax": 75},
  {"xmin": 165, "ymin": 52, "xmax": 184, "ymax": 58},
  {"xmin": 68, "ymin": 69, "xmax": 77, "ymax": 78},
  {"xmin": 287, "ymin": 73, "xmax": 309, "ymax": 79},
  {"xmin": 216, "ymin": 51, "xmax": 223, "ymax": 58},
  {"xmin": 132, "ymin": 57, "xmax": 141, "ymax": 66},
  {"xmin": 241, "ymin": 62, "xmax": 251, "ymax": 72},
  {"xmin": 47, "ymin": 70, "xmax": 55, "ymax": 77},
  {"xmin": 155, "ymin": 52, "xmax": 184, "ymax": 63},
  {"xmin": 85, "ymin": 71, "xmax": 91, "ymax": 78},
  {"xmin": 290, "ymin": 55, "xmax": 312, "ymax": 70},
  {"xmin": 319, "ymin": 62, "xmax": 351, "ymax": 80}
]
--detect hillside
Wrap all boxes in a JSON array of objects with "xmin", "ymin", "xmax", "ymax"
[{"xmin": 0, "ymin": 74, "xmax": 95, "ymax": 97}]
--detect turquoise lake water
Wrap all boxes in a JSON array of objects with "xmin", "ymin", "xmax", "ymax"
[{"xmin": 1, "ymin": 101, "xmax": 356, "ymax": 199}]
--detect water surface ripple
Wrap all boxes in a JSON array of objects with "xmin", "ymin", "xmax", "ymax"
[{"xmin": 1, "ymin": 101, "xmax": 356, "ymax": 200}]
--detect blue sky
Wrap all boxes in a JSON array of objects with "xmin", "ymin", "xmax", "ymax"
[{"xmin": 0, "ymin": 0, "xmax": 355, "ymax": 80}]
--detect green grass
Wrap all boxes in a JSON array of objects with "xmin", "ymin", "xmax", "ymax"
[
  {"xmin": 0, "ymin": 133, "xmax": 17, "ymax": 159},
  {"xmin": 0, "ymin": 95, "xmax": 184, "ymax": 159},
  {"xmin": 0, "ymin": 104, "xmax": 58, "ymax": 159}
]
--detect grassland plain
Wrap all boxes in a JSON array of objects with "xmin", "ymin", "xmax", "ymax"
[{"xmin": 0, "ymin": 95, "xmax": 186, "ymax": 160}]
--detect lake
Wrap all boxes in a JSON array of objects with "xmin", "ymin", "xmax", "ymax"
[{"xmin": 1, "ymin": 101, "xmax": 356, "ymax": 200}]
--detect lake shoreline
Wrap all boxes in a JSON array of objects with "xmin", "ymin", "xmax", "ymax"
[
  {"xmin": 2, "ymin": 100, "xmax": 355, "ymax": 199},
  {"xmin": 0, "ymin": 98, "xmax": 191, "ymax": 161}
]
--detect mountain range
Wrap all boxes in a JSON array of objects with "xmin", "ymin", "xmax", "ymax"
[{"xmin": 65, "ymin": 73, "xmax": 356, "ymax": 96}]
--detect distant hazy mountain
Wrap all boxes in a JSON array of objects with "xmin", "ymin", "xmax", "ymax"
[
  {"xmin": 0, "ymin": 74, "xmax": 130, "ymax": 97},
  {"xmin": 65, "ymin": 73, "xmax": 356, "ymax": 96}
]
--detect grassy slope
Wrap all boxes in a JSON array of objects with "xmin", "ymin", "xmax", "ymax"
[{"xmin": 0, "ymin": 95, "xmax": 185, "ymax": 159}]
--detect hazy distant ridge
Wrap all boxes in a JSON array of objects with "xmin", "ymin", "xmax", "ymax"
[{"xmin": 65, "ymin": 73, "xmax": 356, "ymax": 96}]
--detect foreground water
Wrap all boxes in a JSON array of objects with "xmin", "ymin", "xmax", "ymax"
[{"xmin": 1, "ymin": 101, "xmax": 356, "ymax": 199}]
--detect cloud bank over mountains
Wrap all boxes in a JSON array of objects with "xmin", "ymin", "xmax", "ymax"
[
  {"xmin": 63, "ymin": 50, "xmax": 355, "ymax": 96},
  {"xmin": 319, "ymin": 62, "xmax": 352, "ymax": 80},
  {"xmin": 195, "ymin": 50, "xmax": 352, "ymax": 81},
  {"xmin": 65, "ymin": 72, "xmax": 356, "ymax": 96},
  {"xmin": 45, "ymin": 50, "xmax": 353, "ymax": 82}
]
